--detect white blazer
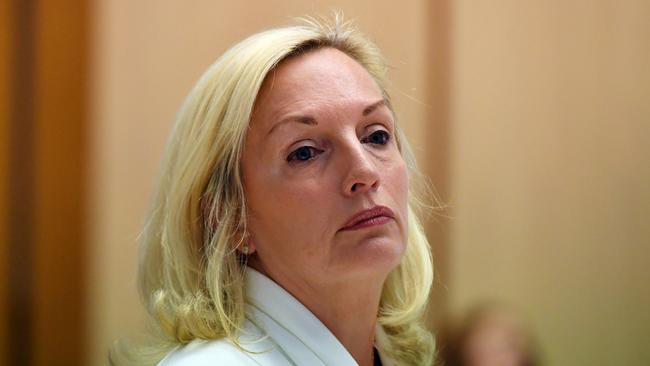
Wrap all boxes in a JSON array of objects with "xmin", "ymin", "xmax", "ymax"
[{"xmin": 159, "ymin": 267, "xmax": 394, "ymax": 366}]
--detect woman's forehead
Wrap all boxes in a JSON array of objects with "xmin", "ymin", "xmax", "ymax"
[{"xmin": 252, "ymin": 48, "xmax": 384, "ymax": 124}]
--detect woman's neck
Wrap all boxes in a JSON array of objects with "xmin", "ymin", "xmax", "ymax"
[
  {"xmin": 301, "ymin": 281, "xmax": 381, "ymax": 366},
  {"xmin": 250, "ymin": 261, "xmax": 384, "ymax": 366}
]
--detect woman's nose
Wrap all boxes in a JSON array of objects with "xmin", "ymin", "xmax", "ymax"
[{"xmin": 341, "ymin": 145, "xmax": 380, "ymax": 196}]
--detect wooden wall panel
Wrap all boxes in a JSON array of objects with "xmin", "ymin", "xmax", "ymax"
[
  {"xmin": 6, "ymin": 1, "xmax": 37, "ymax": 365},
  {"xmin": 32, "ymin": 0, "xmax": 88, "ymax": 365},
  {"xmin": 0, "ymin": 0, "xmax": 13, "ymax": 361},
  {"xmin": 2, "ymin": 0, "xmax": 88, "ymax": 365}
]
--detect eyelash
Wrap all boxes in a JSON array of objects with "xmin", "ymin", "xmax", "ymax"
[
  {"xmin": 361, "ymin": 129, "xmax": 391, "ymax": 145},
  {"xmin": 286, "ymin": 130, "xmax": 391, "ymax": 163}
]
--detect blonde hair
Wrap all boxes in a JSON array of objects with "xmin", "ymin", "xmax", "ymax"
[{"xmin": 111, "ymin": 15, "xmax": 435, "ymax": 366}]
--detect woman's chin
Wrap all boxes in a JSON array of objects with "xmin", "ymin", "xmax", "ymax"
[{"xmin": 334, "ymin": 236, "xmax": 406, "ymax": 278}]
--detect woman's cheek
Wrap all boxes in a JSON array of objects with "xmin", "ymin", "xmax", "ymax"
[
  {"xmin": 276, "ymin": 180, "xmax": 325, "ymax": 219},
  {"xmin": 393, "ymin": 159, "xmax": 410, "ymax": 228}
]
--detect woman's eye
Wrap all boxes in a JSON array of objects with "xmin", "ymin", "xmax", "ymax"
[
  {"xmin": 362, "ymin": 130, "xmax": 390, "ymax": 145},
  {"xmin": 287, "ymin": 146, "xmax": 320, "ymax": 162}
]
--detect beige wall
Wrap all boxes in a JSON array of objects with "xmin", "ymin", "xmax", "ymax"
[
  {"xmin": 87, "ymin": 1, "xmax": 432, "ymax": 365},
  {"xmin": 448, "ymin": 1, "xmax": 650, "ymax": 365},
  {"xmin": 88, "ymin": 1, "xmax": 650, "ymax": 366}
]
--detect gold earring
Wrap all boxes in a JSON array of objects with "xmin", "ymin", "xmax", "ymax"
[{"xmin": 242, "ymin": 244, "xmax": 249, "ymax": 255}]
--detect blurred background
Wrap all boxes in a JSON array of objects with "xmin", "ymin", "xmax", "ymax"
[{"xmin": 1, "ymin": 1, "xmax": 649, "ymax": 365}]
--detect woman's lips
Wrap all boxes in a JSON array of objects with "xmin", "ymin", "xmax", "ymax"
[{"xmin": 340, "ymin": 205, "xmax": 395, "ymax": 231}]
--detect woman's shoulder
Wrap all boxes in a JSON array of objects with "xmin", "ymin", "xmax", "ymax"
[
  {"xmin": 158, "ymin": 338, "xmax": 258, "ymax": 366},
  {"xmin": 157, "ymin": 318, "xmax": 293, "ymax": 366}
]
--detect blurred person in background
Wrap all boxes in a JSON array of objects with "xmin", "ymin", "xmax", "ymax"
[
  {"xmin": 110, "ymin": 15, "xmax": 436, "ymax": 366},
  {"xmin": 441, "ymin": 303, "xmax": 539, "ymax": 366}
]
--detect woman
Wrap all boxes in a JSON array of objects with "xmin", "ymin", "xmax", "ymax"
[{"xmin": 112, "ymin": 15, "xmax": 435, "ymax": 366}]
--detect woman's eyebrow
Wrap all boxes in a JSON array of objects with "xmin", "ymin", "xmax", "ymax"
[
  {"xmin": 362, "ymin": 99, "xmax": 387, "ymax": 116},
  {"xmin": 267, "ymin": 99, "xmax": 387, "ymax": 137},
  {"xmin": 267, "ymin": 115, "xmax": 317, "ymax": 136}
]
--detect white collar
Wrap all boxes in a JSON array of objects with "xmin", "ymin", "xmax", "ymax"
[{"xmin": 244, "ymin": 267, "xmax": 393, "ymax": 366}]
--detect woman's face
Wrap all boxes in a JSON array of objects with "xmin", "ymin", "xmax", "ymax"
[{"xmin": 241, "ymin": 47, "xmax": 409, "ymax": 287}]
